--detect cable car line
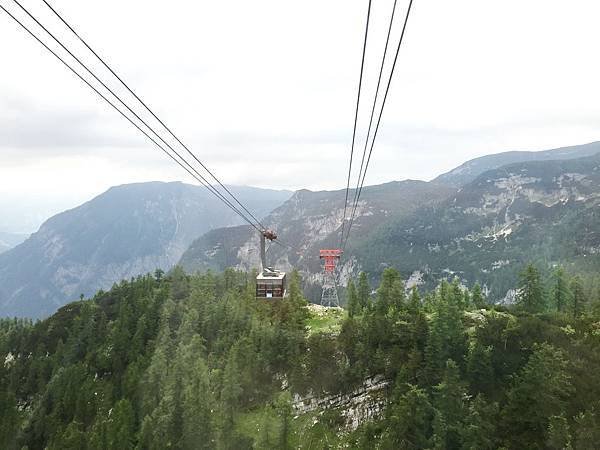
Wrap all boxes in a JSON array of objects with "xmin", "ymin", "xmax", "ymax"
[
  {"xmin": 339, "ymin": 0, "xmax": 372, "ymax": 249},
  {"xmin": 343, "ymin": 0, "xmax": 399, "ymax": 247},
  {"xmin": 0, "ymin": 2, "xmax": 263, "ymax": 234},
  {"xmin": 343, "ymin": 0, "xmax": 414, "ymax": 251},
  {"xmin": 39, "ymin": 0, "xmax": 267, "ymax": 231},
  {"xmin": 10, "ymin": 0, "xmax": 260, "ymax": 231},
  {"xmin": 4, "ymin": 0, "xmax": 264, "ymax": 233}
]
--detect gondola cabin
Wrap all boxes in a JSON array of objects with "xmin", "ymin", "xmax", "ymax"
[
  {"xmin": 255, "ymin": 230, "xmax": 287, "ymax": 300},
  {"xmin": 256, "ymin": 268, "xmax": 287, "ymax": 300}
]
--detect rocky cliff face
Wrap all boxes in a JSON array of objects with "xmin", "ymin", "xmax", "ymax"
[
  {"xmin": 0, "ymin": 182, "xmax": 291, "ymax": 318},
  {"xmin": 360, "ymin": 153, "xmax": 600, "ymax": 300},
  {"xmin": 293, "ymin": 375, "xmax": 390, "ymax": 431},
  {"xmin": 179, "ymin": 181, "xmax": 455, "ymax": 295},
  {"xmin": 181, "ymin": 153, "xmax": 600, "ymax": 304}
]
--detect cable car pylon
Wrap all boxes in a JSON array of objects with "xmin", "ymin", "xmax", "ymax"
[{"xmin": 319, "ymin": 249, "xmax": 343, "ymax": 307}]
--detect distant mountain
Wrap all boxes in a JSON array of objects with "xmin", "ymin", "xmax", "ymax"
[
  {"xmin": 0, "ymin": 232, "xmax": 28, "ymax": 254},
  {"xmin": 181, "ymin": 154, "xmax": 600, "ymax": 304},
  {"xmin": 179, "ymin": 180, "xmax": 455, "ymax": 299},
  {"xmin": 0, "ymin": 182, "xmax": 291, "ymax": 318},
  {"xmin": 360, "ymin": 153, "xmax": 600, "ymax": 300},
  {"xmin": 433, "ymin": 141, "xmax": 600, "ymax": 187}
]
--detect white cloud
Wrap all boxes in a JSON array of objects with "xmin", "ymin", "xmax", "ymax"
[{"xmin": 1, "ymin": 0, "xmax": 600, "ymax": 229}]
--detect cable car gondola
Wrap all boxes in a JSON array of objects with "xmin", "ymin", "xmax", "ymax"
[{"xmin": 255, "ymin": 230, "xmax": 287, "ymax": 300}]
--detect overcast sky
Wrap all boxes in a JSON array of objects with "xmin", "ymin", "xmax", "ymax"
[{"xmin": 2, "ymin": 0, "xmax": 600, "ymax": 231}]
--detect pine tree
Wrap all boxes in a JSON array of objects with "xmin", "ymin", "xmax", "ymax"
[
  {"xmin": 432, "ymin": 360, "xmax": 467, "ymax": 449},
  {"xmin": 516, "ymin": 263, "xmax": 546, "ymax": 313},
  {"xmin": 424, "ymin": 284, "xmax": 467, "ymax": 383},
  {"xmin": 502, "ymin": 343, "xmax": 573, "ymax": 448},
  {"xmin": 180, "ymin": 337, "xmax": 214, "ymax": 450},
  {"xmin": 466, "ymin": 340, "xmax": 494, "ymax": 396},
  {"xmin": 384, "ymin": 384, "xmax": 433, "ymax": 449},
  {"xmin": 0, "ymin": 390, "xmax": 18, "ymax": 449},
  {"xmin": 347, "ymin": 279, "xmax": 359, "ymax": 317},
  {"xmin": 551, "ymin": 267, "xmax": 571, "ymax": 313},
  {"xmin": 570, "ymin": 276, "xmax": 586, "ymax": 318},
  {"xmin": 408, "ymin": 287, "xmax": 421, "ymax": 314},
  {"xmin": 275, "ymin": 392, "xmax": 293, "ymax": 450},
  {"xmin": 357, "ymin": 272, "xmax": 371, "ymax": 310},
  {"xmin": 106, "ymin": 399, "xmax": 135, "ymax": 450},
  {"xmin": 573, "ymin": 404, "xmax": 600, "ymax": 450},
  {"xmin": 377, "ymin": 268, "xmax": 405, "ymax": 312},
  {"xmin": 547, "ymin": 414, "xmax": 572, "ymax": 450},
  {"xmin": 471, "ymin": 283, "xmax": 485, "ymax": 309},
  {"xmin": 461, "ymin": 394, "xmax": 498, "ymax": 450}
]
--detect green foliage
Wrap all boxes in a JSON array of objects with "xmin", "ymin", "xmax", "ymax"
[
  {"xmin": 547, "ymin": 414, "xmax": 572, "ymax": 450},
  {"xmin": 347, "ymin": 279, "xmax": 359, "ymax": 318},
  {"xmin": 552, "ymin": 267, "xmax": 571, "ymax": 313},
  {"xmin": 502, "ymin": 343, "xmax": 574, "ymax": 448},
  {"xmin": 1, "ymin": 263, "xmax": 600, "ymax": 449},
  {"xmin": 383, "ymin": 384, "xmax": 433, "ymax": 449},
  {"xmin": 517, "ymin": 263, "xmax": 546, "ymax": 313}
]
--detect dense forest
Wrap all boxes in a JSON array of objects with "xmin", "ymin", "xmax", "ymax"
[{"xmin": 2, "ymin": 264, "xmax": 600, "ymax": 449}]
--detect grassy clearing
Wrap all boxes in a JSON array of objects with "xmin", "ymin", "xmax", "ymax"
[
  {"xmin": 306, "ymin": 304, "xmax": 347, "ymax": 335},
  {"xmin": 236, "ymin": 404, "xmax": 346, "ymax": 449}
]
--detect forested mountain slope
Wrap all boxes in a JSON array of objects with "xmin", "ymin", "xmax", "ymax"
[
  {"xmin": 359, "ymin": 153, "xmax": 600, "ymax": 301},
  {"xmin": 181, "ymin": 154, "xmax": 600, "ymax": 304},
  {"xmin": 0, "ymin": 182, "xmax": 291, "ymax": 318},
  {"xmin": 1, "ymin": 266, "xmax": 600, "ymax": 449},
  {"xmin": 433, "ymin": 141, "xmax": 600, "ymax": 187},
  {"xmin": 179, "ymin": 180, "xmax": 455, "ymax": 282}
]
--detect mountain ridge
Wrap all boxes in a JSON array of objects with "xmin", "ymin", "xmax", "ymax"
[
  {"xmin": 181, "ymin": 152, "xmax": 600, "ymax": 303},
  {"xmin": 0, "ymin": 181, "xmax": 291, "ymax": 318},
  {"xmin": 433, "ymin": 141, "xmax": 600, "ymax": 187}
]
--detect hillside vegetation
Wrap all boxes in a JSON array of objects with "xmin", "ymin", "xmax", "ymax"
[{"xmin": 2, "ymin": 264, "xmax": 600, "ymax": 449}]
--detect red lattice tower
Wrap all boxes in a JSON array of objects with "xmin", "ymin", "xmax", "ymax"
[
  {"xmin": 319, "ymin": 249, "xmax": 343, "ymax": 272},
  {"xmin": 319, "ymin": 249, "xmax": 343, "ymax": 306}
]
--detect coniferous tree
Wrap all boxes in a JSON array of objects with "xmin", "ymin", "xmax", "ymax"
[
  {"xmin": 275, "ymin": 392, "xmax": 293, "ymax": 450},
  {"xmin": 408, "ymin": 286, "xmax": 421, "ymax": 313},
  {"xmin": 357, "ymin": 272, "xmax": 371, "ymax": 310},
  {"xmin": 0, "ymin": 390, "xmax": 18, "ymax": 450},
  {"xmin": 471, "ymin": 283, "xmax": 485, "ymax": 309},
  {"xmin": 466, "ymin": 340, "xmax": 494, "ymax": 396},
  {"xmin": 384, "ymin": 384, "xmax": 433, "ymax": 450},
  {"xmin": 377, "ymin": 268, "xmax": 405, "ymax": 313},
  {"xmin": 551, "ymin": 267, "xmax": 571, "ymax": 313},
  {"xmin": 571, "ymin": 275, "xmax": 586, "ymax": 318},
  {"xmin": 432, "ymin": 360, "xmax": 467, "ymax": 449},
  {"xmin": 424, "ymin": 283, "xmax": 467, "ymax": 383},
  {"xmin": 106, "ymin": 399, "xmax": 135, "ymax": 450},
  {"xmin": 547, "ymin": 414, "xmax": 572, "ymax": 450},
  {"xmin": 516, "ymin": 263, "xmax": 546, "ymax": 313},
  {"xmin": 502, "ymin": 343, "xmax": 573, "ymax": 448},
  {"xmin": 461, "ymin": 394, "xmax": 498, "ymax": 450},
  {"xmin": 573, "ymin": 404, "xmax": 600, "ymax": 450},
  {"xmin": 347, "ymin": 279, "xmax": 359, "ymax": 317}
]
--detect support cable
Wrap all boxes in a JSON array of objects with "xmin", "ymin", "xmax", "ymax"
[
  {"xmin": 344, "ymin": 0, "xmax": 399, "ymax": 245},
  {"xmin": 40, "ymin": 0, "xmax": 266, "ymax": 230},
  {"xmin": 343, "ymin": 0, "xmax": 414, "ymax": 251},
  {"xmin": 0, "ymin": 3, "xmax": 262, "ymax": 233},
  {"xmin": 339, "ymin": 0, "xmax": 372, "ymax": 248}
]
